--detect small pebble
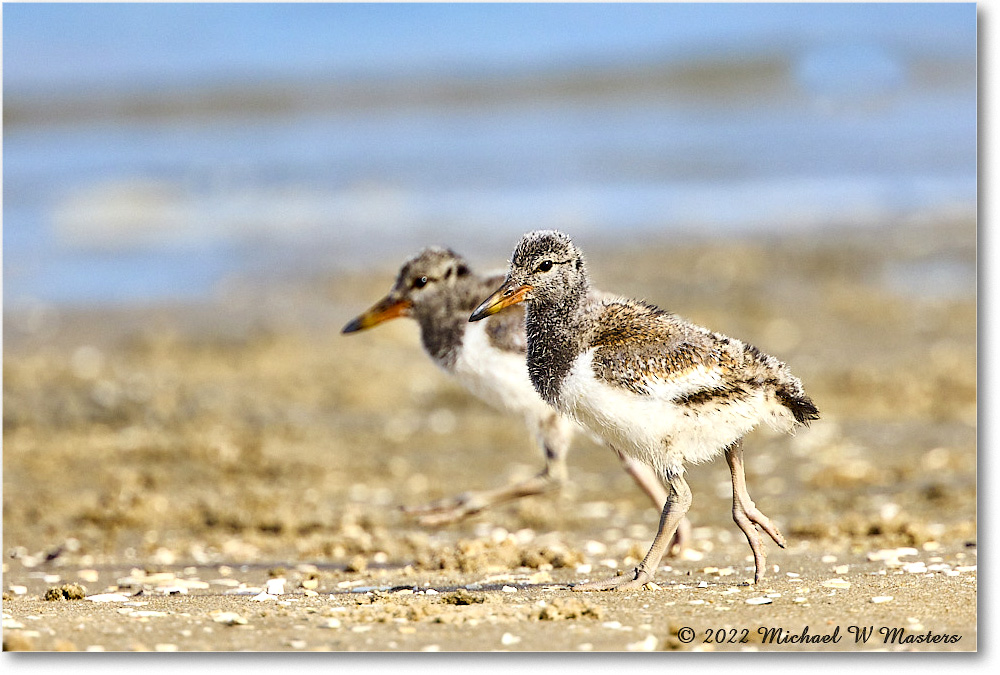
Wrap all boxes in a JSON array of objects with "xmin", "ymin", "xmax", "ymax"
[
  {"xmin": 821, "ymin": 579, "xmax": 851, "ymax": 589},
  {"xmin": 745, "ymin": 597, "xmax": 772, "ymax": 605},
  {"xmin": 820, "ymin": 555, "xmax": 837, "ymax": 564},
  {"xmin": 501, "ymin": 633, "xmax": 521, "ymax": 646},
  {"xmin": 871, "ymin": 596, "xmax": 893, "ymax": 604},
  {"xmin": 320, "ymin": 618, "xmax": 341, "ymax": 629},
  {"xmin": 501, "ymin": 585, "xmax": 517, "ymax": 593}
]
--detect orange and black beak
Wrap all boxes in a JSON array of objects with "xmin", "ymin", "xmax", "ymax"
[
  {"xmin": 469, "ymin": 280, "xmax": 532, "ymax": 322},
  {"xmin": 342, "ymin": 295, "xmax": 412, "ymax": 333}
]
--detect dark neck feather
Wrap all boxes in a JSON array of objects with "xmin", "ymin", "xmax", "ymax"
[
  {"xmin": 416, "ymin": 308, "xmax": 464, "ymax": 370},
  {"xmin": 415, "ymin": 274, "xmax": 499, "ymax": 370},
  {"xmin": 525, "ymin": 284, "xmax": 588, "ymax": 406}
]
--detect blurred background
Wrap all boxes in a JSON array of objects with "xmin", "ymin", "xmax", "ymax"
[
  {"xmin": 3, "ymin": 2, "xmax": 976, "ymax": 308},
  {"xmin": 1, "ymin": 2, "xmax": 978, "ymax": 625}
]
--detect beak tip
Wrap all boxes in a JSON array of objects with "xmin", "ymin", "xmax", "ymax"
[
  {"xmin": 341, "ymin": 318, "xmax": 363, "ymax": 334},
  {"xmin": 469, "ymin": 301, "xmax": 494, "ymax": 322}
]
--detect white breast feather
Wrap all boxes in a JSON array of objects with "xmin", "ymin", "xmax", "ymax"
[
  {"xmin": 452, "ymin": 320, "xmax": 553, "ymax": 421},
  {"xmin": 558, "ymin": 350, "xmax": 768, "ymax": 476}
]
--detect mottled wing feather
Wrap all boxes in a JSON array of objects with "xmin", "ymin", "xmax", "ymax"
[
  {"xmin": 589, "ymin": 299, "xmax": 818, "ymax": 423},
  {"xmin": 590, "ymin": 300, "xmax": 748, "ymax": 398}
]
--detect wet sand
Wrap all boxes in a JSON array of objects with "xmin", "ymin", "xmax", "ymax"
[{"xmin": 2, "ymin": 221, "xmax": 977, "ymax": 651}]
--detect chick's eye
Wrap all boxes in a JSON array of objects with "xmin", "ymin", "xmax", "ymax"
[
  {"xmin": 414, "ymin": 276, "xmax": 429, "ymax": 288},
  {"xmin": 537, "ymin": 260, "xmax": 553, "ymax": 273}
]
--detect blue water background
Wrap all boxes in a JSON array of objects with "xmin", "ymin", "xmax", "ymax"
[{"xmin": 2, "ymin": 3, "xmax": 978, "ymax": 307}]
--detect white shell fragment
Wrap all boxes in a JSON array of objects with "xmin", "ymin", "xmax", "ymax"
[
  {"xmin": 86, "ymin": 593, "xmax": 132, "ymax": 603},
  {"xmin": 745, "ymin": 596, "xmax": 773, "ymax": 605},
  {"xmin": 821, "ymin": 578, "xmax": 851, "ymax": 589},
  {"xmin": 627, "ymin": 635, "xmax": 659, "ymax": 651},
  {"xmin": 211, "ymin": 611, "xmax": 248, "ymax": 626},
  {"xmin": 501, "ymin": 632, "xmax": 522, "ymax": 646},
  {"xmin": 867, "ymin": 547, "xmax": 918, "ymax": 561},
  {"xmin": 78, "ymin": 570, "xmax": 100, "ymax": 583}
]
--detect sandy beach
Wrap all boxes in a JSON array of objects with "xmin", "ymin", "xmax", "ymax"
[{"xmin": 2, "ymin": 221, "xmax": 977, "ymax": 652}]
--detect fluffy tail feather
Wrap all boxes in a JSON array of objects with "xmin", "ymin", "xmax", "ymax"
[{"xmin": 776, "ymin": 388, "xmax": 820, "ymax": 426}]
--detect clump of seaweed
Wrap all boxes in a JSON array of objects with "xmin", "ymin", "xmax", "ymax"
[{"xmin": 44, "ymin": 583, "xmax": 87, "ymax": 601}]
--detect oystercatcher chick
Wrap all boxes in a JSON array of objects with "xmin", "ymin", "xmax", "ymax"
[
  {"xmin": 342, "ymin": 247, "xmax": 681, "ymax": 534},
  {"xmin": 470, "ymin": 231, "xmax": 818, "ymax": 590}
]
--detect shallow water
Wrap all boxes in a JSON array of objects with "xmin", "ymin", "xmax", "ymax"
[{"xmin": 2, "ymin": 3, "xmax": 977, "ymax": 307}]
